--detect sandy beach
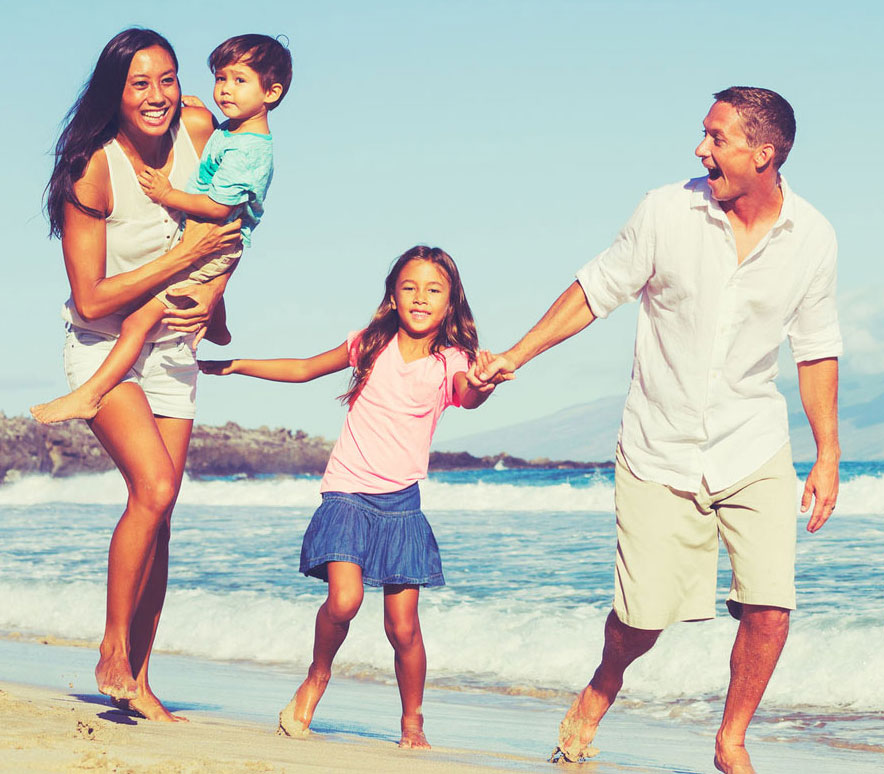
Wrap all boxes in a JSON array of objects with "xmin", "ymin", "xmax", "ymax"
[{"xmin": 2, "ymin": 635, "xmax": 881, "ymax": 774}]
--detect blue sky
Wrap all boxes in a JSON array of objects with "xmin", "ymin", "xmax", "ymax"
[{"xmin": 4, "ymin": 0, "xmax": 882, "ymax": 444}]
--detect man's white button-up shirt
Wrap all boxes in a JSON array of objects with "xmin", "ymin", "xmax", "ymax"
[{"xmin": 576, "ymin": 176, "xmax": 842, "ymax": 493}]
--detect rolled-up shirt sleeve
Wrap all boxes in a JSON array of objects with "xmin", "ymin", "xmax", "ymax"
[
  {"xmin": 787, "ymin": 225, "xmax": 843, "ymax": 363},
  {"xmin": 575, "ymin": 193, "xmax": 656, "ymax": 319}
]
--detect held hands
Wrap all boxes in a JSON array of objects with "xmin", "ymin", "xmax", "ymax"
[
  {"xmin": 137, "ymin": 167, "xmax": 173, "ymax": 204},
  {"xmin": 198, "ymin": 360, "xmax": 236, "ymax": 376},
  {"xmin": 800, "ymin": 455, "xmax": 839, "ymax": 533},
  {"xmin": 466, "ymin": 350, "xmax": 517, "ymax": 391}
]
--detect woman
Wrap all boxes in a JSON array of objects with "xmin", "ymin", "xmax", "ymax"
[{"xmin": 46, "ymin": 28, "xmax": 240, "ymax": 721}]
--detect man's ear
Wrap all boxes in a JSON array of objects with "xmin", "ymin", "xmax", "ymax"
[{"xmin": 754, "ymin": 142, "xmax": 776, "ymax": 170}]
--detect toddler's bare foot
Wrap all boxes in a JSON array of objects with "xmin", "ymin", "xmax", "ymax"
[
  {"xmin": 95, "ymin": 654, "xmax": 138, "ymax": 701},
  {"xmin": 714, "ymin": 735, "xmax": 756, "ymax": 774},
  {"xmin": 111, "ymin": 692, "xmax": 187, "ymax": 722},
  {"xmin": 549, "ymin": 688, "xmax": 602, "ymax": 763},
  {"xmin": 399, "ymin": 714, "xmax": 431, "ymax": 749},
  {"xmin": 277, "ymin": 665, "xmax": 330, "ymax": 737},
  {"xmin": 31, "ymin": 388, "xmax": 102, "ymax": 424},
  {"xmin": 203, "ymin": 321, "xmax": 231, "ymax": 346}
]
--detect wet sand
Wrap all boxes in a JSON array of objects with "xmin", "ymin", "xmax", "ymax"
[{"xmin": 1, "ymin": 636, "xmax": 880, "ymax": 774}]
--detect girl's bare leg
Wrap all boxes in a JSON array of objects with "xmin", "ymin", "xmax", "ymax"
[
  {"xmin": 278, "ymin": 562, "xmax": 364, "ymax": 736},
  {"xmin": 31, "ymin": 299, "xmax": 167, "ymax": 424},
  {"xmin": 383, "ymin": 584, "xmax": 430, "ymax": 750},
  {"xmin": 87, "ymin": 383, "xmax": 191, "ymax": 721}
]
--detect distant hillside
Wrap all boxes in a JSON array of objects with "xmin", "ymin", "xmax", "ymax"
[{"xmin": 437, "ymin": 384, "xmax": 884, "ymax": 463}]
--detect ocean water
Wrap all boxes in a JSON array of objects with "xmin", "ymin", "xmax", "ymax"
[{"xmin": 1, "ymin": 461, "xmax": 882, "ymax": 757}]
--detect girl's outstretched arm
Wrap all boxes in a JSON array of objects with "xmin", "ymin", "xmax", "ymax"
[{"xmin": 198, "ymin": 342, "xmax": 350, "ymax": 383}]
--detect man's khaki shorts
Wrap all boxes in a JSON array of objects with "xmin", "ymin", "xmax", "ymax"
[{"xmin": 613, "ymin": 443, "xmax": 798, "ymax": 630}]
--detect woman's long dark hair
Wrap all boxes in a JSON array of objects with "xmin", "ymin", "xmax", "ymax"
[
  {"xmin": 46, "ymin": 28, "xmax": 180, "ymax": 238},
  {"xmin": 341, "ymin": 245, "xmax": 479, "ymax": 406}
]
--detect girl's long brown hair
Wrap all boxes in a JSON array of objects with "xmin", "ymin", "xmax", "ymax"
[{"xmin": 340, "ymin": 245, "xmax": 479, "ymax": 406}]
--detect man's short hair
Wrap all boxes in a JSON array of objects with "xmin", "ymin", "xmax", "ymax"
[
  {"xmin": 713, "ymin": 86, "xmax": 795, "ymax": 169},
  {"xmin": 209, "ymin": 34, "xmax": 293, "ymax": 110}
]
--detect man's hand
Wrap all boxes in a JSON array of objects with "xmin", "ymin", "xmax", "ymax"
[
  {"xmin": 800, "ymin": 456, "xmax": 839, "ymax": 533},
  {"xmin": 138, "ymin": 167, "xmax": 173, "ymax": 204},
  {"xmin": 466, "ymin": 350, "xmax": 517, "ymax": 389}
]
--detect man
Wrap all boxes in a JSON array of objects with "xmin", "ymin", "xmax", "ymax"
[{"xmin": 471, "ymin": 87, "xmax": 840, "ymax": 774}]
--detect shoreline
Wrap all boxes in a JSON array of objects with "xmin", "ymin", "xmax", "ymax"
[{"xmin": 2, "ymin": 636, "xmax": 881, "ymax": 773}]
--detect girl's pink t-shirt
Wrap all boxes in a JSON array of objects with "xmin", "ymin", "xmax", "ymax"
[{"xmin": 320, "ymin": 331, "xmax": 470, "ymax": 494}]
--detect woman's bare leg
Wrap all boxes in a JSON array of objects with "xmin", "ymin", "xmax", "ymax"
[
  {"xmin": 278, "ymin": 562, "xmax": 363, "ymax": 736},
  {"xmin": 87, "ymin": 383, "xmax": 187, "ymax": 720},
  {"xmin": 383, "ymin": 584, "xmax": 430, "ymax": 750},
  {"xmin": 114, "ymin": 416, "xmax": 192, "ymax": 721},
  {"xmin": 31, "ymin": 299, "xmax": 167, "ymax": 424}
]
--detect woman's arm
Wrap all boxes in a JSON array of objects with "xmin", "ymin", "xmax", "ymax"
[
  {"xmin": 63, "ymin": 151, "xmax": 241, "ymax": 322},
  {"xmin": 199, "ymin": 342, "xmax": 351, "ymax": 383}
]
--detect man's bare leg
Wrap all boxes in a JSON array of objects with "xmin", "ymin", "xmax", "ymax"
[
  {"xmin": 31, "ymin": 299, "xmax": 167, "ymax": 424},
  {"xmin": 552, "ymin": 610, "xmax": 661, "ymax": 762},
  {"xmin": 278, "ymin": 562, "xmax": 364, "ymax": 737},
  {"xmin": 714, "ymin": 605, "xmax": 789, "ymax": 774}
]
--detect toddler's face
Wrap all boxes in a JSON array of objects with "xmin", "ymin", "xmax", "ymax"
[{"xmin": 213, "ymin": 59, "xmax": 273, "ymax": 122}]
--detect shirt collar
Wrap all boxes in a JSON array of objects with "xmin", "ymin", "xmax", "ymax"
[{"xmin": 689, "ymin": 175, "xmax": 796, "ymax": 232}]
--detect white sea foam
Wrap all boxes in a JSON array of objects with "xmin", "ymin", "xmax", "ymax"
[
  {"xmin": 2, "ymin": 471, "xmax": 882, "ymax": 515},
  {"xmin": 2, "ymin": 579, "xmax": 882, "ymax": 712}
]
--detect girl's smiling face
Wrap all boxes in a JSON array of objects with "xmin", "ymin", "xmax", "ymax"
[
  {"xmin": 118, "ymin": 45, "xmax": 180, "ymax": 139},
  {"xmin": 391, "ymin": 259, "xmax": 452, "ymax": 340}
]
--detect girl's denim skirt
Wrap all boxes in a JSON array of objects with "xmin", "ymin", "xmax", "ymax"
[{"xmin": 300, "ymin": 483, "xmax": 444, "ymax": 587}]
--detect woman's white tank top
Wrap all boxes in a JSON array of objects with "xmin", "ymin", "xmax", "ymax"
[{"xmin": 61, "ymin": 121, "xmax": 200, "ymax": 340}]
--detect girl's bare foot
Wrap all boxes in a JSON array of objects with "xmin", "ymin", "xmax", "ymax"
[
  {"xmin": 95, "ymin": 654, "xmax": 138, "ymax": 700},
  {"xmin": 277, "ymin": 665, "xmax": 330, "ymax": 737},
  {"xmin": 31, "ymin": 388, "xmax": 102, "ymax": 424},
  {"xmin": 111, "ymin": 693, "xmax": 187, "ymax": 722},
  {"xmin": 398, "ymin": 714, "xmax": 431, "ymax": 750},
  {"xmin": 549, "ymin": 688, "xmax": 601, "ymax": 763}
]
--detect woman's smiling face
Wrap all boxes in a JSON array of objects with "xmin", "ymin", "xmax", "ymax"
[{"xmin": 118, "ymin": 45, "xmax": 180, "ymax": 139}]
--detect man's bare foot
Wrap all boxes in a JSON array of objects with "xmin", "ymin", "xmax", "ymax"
[
  {"xmin": 277, "ymin": 665, "xmax": 330, "ymax": 737},
  {"xmin": 714, "ymin": 736, "xmax": 756, "ymax": 774},
  {"xmin": 111, "ymin": 691, "xmax": 186, "ymax": 722},
  {"xmin": 399, "ymin": 714, "xmax": 431, "ymax": 749},
  {"xmin": 549, "ymin": 688, "xmax": 602, "ymax": 763},
  {"xmin": 31, "ymin": 388, "xmax": 102, "ymax": 424},
  {"xmin": 95, "ymin": 654, "xmax": 138, "ymax": 700}
]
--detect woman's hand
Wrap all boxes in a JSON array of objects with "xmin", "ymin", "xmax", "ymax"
[
  {"xmin": 178, "ymin": 218, "xmax": 242, "ymax": 261},
  {"xmin": 163, "ymin": 277, "xmax": 228, "ymax": 345},
  {"xmin": 198, "ymin": 359, "xmax": 236, "ymax": 375}
]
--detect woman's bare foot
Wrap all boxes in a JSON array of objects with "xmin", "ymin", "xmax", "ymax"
[
  {"xmin": 31, "ymin": 387, "xmax": 101, "ymax": 424},
  {"xmin": 398, "ymin": 714, "xmax": 431, "ymax": 749},
  {"xmin": 95, "ymin": 654, "xmax": 138, "ymax": 700},
  {"xmin": 112, "ymin": 690, "xmax": 187, "ymax": 722},
  {"xmin": 714, "ymin": 735, "xmax": 756, "ymax": 774},
  {"xmin": 277, "ymin": 665, "xmax": 330, "ymax": 737},
  {"xmin": 549, "ymin": 688, "xmax": 602, "ymax": 763}
]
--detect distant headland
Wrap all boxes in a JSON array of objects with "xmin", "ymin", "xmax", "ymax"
[{"xmin": 0, "ymin": 413, "xmax": 610, "ymax": 482}]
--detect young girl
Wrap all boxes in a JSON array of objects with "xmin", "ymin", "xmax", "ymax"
[{"xmin": 199, "ymin": 245, "xmax": 501, "ymax": 748}]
